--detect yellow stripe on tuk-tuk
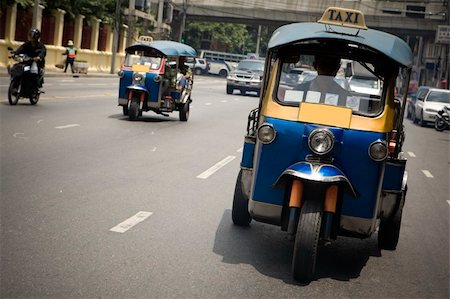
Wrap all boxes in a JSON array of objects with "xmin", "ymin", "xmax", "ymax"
[
  {"xmin": 132, "ymin": 64, "xmax": 151, "ymax": 72},
  {"xmin": 298, "ymin": 103, "xmax": 352, "ymax": 128},
  {"xmin": 260, "ymin": 62, "xmax": 396, "ymax": 133}
]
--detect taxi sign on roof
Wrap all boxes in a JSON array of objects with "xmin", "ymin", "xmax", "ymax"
[
  {"xmin": 139, "ymin": 35, "xmax": 153, "ymax": 43},
  {"xmin": 318, "ymin": 7, "xmax": 368, "ymax": 30}
]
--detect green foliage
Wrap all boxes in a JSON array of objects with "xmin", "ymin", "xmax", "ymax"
[
  {"xmin": 42, "ymin": 0, "xmax": 120, "ymax": 23},
  {"xmin": 185, "ymin": 21, "xmax": 274, "ymax": 57}
]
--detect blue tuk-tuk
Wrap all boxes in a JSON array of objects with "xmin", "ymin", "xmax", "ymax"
[
  {"xmin": 232, "ymin": 7, "xmax": 412, "ymax": 282},
  {"xmin": 117, "ymin": 38, "xmax": 197, "ymax": 121}
]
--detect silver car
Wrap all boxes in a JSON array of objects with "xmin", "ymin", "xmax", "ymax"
[
  {"xmin": 413, "ymin": 87, "xmax": 450, "ymax": 126},
  {"xmin": 226, "ymin": 59, "xmax": 264, "ymax": 96}
]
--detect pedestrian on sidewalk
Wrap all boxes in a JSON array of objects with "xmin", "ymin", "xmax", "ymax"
[{"xmin": 62, "ymin": 40, "xmax": 77, "ymax": 73}]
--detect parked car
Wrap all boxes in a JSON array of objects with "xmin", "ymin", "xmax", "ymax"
[
  {"xmin": 184, "ymin": 58, "xmax": 209, "ymax": 75},
  {"xmin": 413, "ymin": 87, "xmax": 450, "ymax": 126},
  {"xmin": 207, "ymin": 59, "xmax": 231, "ymax": 77},
  {"xmin": 226, "ymin": 59, "xmax": 265, "ymax": 96}
]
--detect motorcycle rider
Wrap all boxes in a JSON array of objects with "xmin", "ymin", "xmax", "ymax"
[{"xmin": 14, "ymin": 28, "xmax": 46, "ymax": 89}]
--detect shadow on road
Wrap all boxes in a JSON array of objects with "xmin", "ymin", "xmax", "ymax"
[
  {"xmin": 108, "ymin": 113, "xmax": 179, "ymax": 123},
  {"xmin": 213, "ymin": 209, "xmax": 381, "ymax": 285}
]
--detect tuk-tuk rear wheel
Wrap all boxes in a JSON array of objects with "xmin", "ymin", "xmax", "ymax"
[
  {"xmin": 292, "ymin": 199, "xmax": 322, "ymax": 283},
  {"xmin": 378, "ymin": 192, "xmax": 405, "ymax": 250},
  {"xmin": 231, "ymin": 170, "xmax": 251, "ymax": 226},
  {"xmin": 122, "ymin": 105, "xmax": 129, "ymax": 116},
  {"xmin": 179, "ymin": 102, "xmax": 190, "ymax": 121}
]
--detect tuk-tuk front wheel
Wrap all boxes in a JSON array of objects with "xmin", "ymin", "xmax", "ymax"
[
  {"xmin": 292, "ymin": 199, "xmax": 322, "ymax": 283},
  {"xmin": 232, "ymin": 170, "xmax": 251, "ymax": 226},
  {"xmin": 129, "ymin": 101, "xmax": 140, "ymax": 121},
  {"xmin": 179, "ymin": 101, "xmax": 190, "ymax": 121}
]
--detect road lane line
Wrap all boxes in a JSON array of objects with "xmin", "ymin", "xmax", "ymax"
[
  {"xmin": 152, "ymin": 147, "xmax": 157, "ymax": 152},
  {"xmin": 421, "ymin": 170, "xmax": 434, "ymax": 178},
  {"xmin": 55, "ymin": 124, "xmax": 80, "ymax": 129},
  {"xmin": 205, "ymin": 102, "xmax": 212, "ymax": 106},
  {"xmin": 37, "ymin": 120, "xmax": 43, "ymax": 124},
  {"xmin": 447, "ymin": 200, "xmax": 450, "ymax": 206},
  {"xmin": 13, "ymin": 132, "xmax": 26, "ymax": 139},
  {"xmin": 408, "ymin": 152, "xmax": 416, "ymax": 157},
  {"xmin": 236, "ymin": 147, "xmax": 243, "ymax": 152},
  {"xmin": 197, "ymin": 156, "xmax": 236, "ymax": 179},
  {"xmin": 109, "ymin": 211, "xmax": 152, "ymax": 233}
]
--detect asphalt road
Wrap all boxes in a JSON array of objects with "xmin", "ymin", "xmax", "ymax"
[{"xmin": 0, "ymin": 76, "xmax": 448, "ymax": 298}]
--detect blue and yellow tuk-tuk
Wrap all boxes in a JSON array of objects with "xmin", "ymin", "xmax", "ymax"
[
  {"xmin": 232, "ymin": 7, "xmax": 412, "ymax": 282},
  {"xmin": 117, "ymin": 38, "xmax": 196, "ymax": 121}
]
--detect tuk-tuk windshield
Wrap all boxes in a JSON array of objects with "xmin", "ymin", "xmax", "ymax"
[
  {"xmin": 276, "ymin": 51, "xmax": 387, "ymax": 116},
  {"xmin": 124, "ymin": 51, "xmax": 162, "ymax": 70}
]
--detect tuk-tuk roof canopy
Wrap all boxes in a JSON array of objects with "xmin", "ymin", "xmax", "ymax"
[
  {"xmin": 268, "ymin": 23, "xmax": 413, "ymax": 67},
  {"xmin": 126, "ymin": 40, "xmax": 197, "ymax": 57}
]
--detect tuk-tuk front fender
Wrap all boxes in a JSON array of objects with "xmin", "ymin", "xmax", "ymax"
[
  {"xmin": 126, "ymin": 85, "xmax": 149, "ymax": 100},
  {"xmin": 274, "ymin": 161, "xmax": 357, "ymax": 198}
]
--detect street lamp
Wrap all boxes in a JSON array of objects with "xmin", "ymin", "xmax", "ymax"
[{"xmin": 110, "ymin": 0, "xmax": 121, "ymax": 74}]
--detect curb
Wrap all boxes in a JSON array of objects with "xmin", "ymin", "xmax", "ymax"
[{"xmin": 0, "ymin": 71, "xmax": 117, "ymax": 78}]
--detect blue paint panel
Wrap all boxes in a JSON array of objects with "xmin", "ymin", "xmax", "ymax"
[
  {"xmin": 339, "ymin": 130, "xmax": 386, "ymax": 218},
  {"xmin": 252, "ymin": 117, "xmax": 386, "ymax": 218},
  {"xmin": 382, "ymin": 162, "xmax": 405, "ymax": 191},
  {"xmin": 119, "ymin": 70, "xmax": 133, "ymax": 99},
  {"xmin": 145, "ymin": 73, "xmax": 160, "ymax": 103},
  {"xmin": 241, "ymin": 141, "xmax": 255, "ymax": 168}
]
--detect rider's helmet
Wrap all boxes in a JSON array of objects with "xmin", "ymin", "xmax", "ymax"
[{"xmin": 28, "ymin": 28, "xmax": 41, "ymax": 42}]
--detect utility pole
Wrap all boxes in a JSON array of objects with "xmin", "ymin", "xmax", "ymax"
[
  {"xmin": 179, "ymin": 0, "xmax": 187, "ymax": 42},
  {"xmin": 157, "ymin": 0, "xmax": 164, "ymax": 39},
  {"xmin": 110, "ymin": 0, "xmax": 121, "ymax": 74},
  {"xmin": 255, "ymin": 25, "xmax": 261, "ymax": 58},
  {"xmin": 447, "ymin": 0, "xmax": 450, "ymax": 89},
  {"xmin": 127, "ymin": 0, "xmax": 135, "ymax": 47},
  {"xmin": 32, "ymin": 0, "xmax": 39, "ymax": 28}
]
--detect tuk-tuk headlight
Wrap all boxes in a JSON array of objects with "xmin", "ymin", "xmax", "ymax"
[
  {"xmin": 308, "ymin": 129, "xmax": 335, "ymax": 155},
  {"xmin": 369, "ymin": 140, "xmax": 388, "ymax": 161},
  {"xmin": 118, "ymin": 70, "xmax": 124, "ymax": 78},
  {"xmin": 133, "ymin": 72, "xmax": 144, "ymax": 83},
  {"xmin": 257, "ymin": 123, "xmax": 276, "ymax": 144},
  {"xmin": 154, "ymin": 75, "xmax": 161, "ymax": 82}
]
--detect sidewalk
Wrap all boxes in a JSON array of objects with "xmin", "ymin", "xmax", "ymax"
[{"xmin": 0, "ymin": 66, "xmax": 117, "ymax": 78}]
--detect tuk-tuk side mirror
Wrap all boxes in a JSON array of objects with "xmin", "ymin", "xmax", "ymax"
[{"xmin": 345, "ymin": 62, "xmax": 352, "ymax": 77}]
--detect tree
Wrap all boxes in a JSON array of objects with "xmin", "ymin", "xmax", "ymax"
[{"xmin": 185, "ymin": 21, "xmax": 254, "ymax": 54}]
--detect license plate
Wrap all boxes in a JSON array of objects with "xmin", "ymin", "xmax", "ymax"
[{"xmin": 24, "ymin": 66, "xmax": 30, "ymax": 71}]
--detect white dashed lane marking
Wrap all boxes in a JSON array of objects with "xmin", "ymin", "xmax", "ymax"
[
  {"xmin": 236, "ymin": 147, "xmax": 243, "ymax": 153},
  {"xmin": 197, "ymin": 156, "xmax": 236, "ymax": 179},
  {"xmin": 110, "ymin": 211, "xmax": 153, "ymax": 233},
  {"xmin": 421, "ymin": 170, "xmax": 434, "ymax": 178},
  {"xmin": 55, "ymin": 124, "xmax": 80, "ymax": 129},
  {"xmin": 408, "ymin": 152, "xmax": 416, "ymax": 157}
]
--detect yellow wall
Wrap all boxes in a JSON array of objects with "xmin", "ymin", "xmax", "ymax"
[{"xmin": 1, "ymin": 40, "xmax": 125, "ymax": 73}]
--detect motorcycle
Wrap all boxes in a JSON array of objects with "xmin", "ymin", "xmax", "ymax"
[
  {"xmin": 434, "ymin": 106, "xmax": 449, "ymax": 131},
  {"xmin": 7, "ymin": 47, "xmax": 42, "ymax": 105}
]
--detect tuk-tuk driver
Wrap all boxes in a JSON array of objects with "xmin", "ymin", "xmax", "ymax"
[
  {"xmin": 296, "ymin": 54, "xmax": 349, "ymax": 106},
  {"xmin": 177, "ymin": 56, "xmax": 192, "ymax": 91}
]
